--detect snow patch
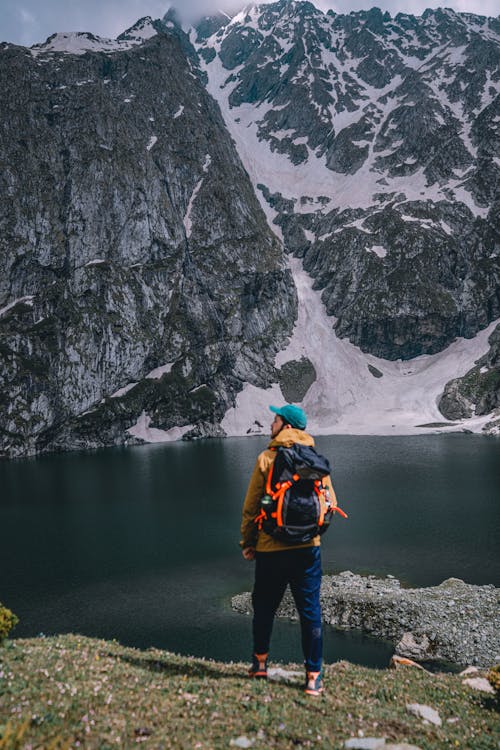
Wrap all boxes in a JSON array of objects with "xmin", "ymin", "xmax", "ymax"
[
  {"xmin": 127, "ymin": 411, "xmax": 193, "ymax": 443},
  {"xmin": 123, "ymin": 18, "xmax": 157, "ymax": 42},
  {"xmin": 183, "ymin": 154, "xmax": 211, "ymax": 237},
  {"xmin": 367, "ymin": 245, "xmax": 387, "ymax": 258},
  {"xmin": 147, "ymin": 135, "xmax": 158, "ymax": 151},
  {"xmin": 184, "ymin": 179, "xmax": 204, "ymax": 238},
  {"xmin": 221, "ymin": 383, "xmax": 284, "ymax": 436},
  {"xmin": 146, "ymin": 362, "xmax": 174, "ymax": 379},
  {"xmin": 30, "ymin": 30, "xmax": 152, "ymax": 56},
  {"xmin": 0, "ymin": 296, "xmax": 34, "ymax": 318},
  {"xmin": 221, "ymin": 251, "xmax": 498, "ymax": 437},
  {"xmin": 174, "ymin": 105, "xmax": 185, "ymax": 119},
  {"xmin": 110, "ymin": 382, "xmax": 137, "ymax": 398}
]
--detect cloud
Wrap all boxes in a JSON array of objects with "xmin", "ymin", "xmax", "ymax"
[
  {"xmin": 166, "ymin": 0, "xmax": 500, "ymax": 21},
  {"xmin": 165, "ymin": 0, "xmax": 253, "ymax": 24},
  {"xmin": 1, "ymin": 0, "xmax": 498, "ymax": 48},
  {"xmin": 324, "ymin": 0, "xmax": 500, "ymax": 14},
  {"xmin": 19, "ymin": 8, "xmax": 37, "ymax": 25}
]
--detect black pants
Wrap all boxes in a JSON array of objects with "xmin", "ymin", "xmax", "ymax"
[{"xmin": 252, "ymin": 546, "xmax": 323, "ymax": 672}]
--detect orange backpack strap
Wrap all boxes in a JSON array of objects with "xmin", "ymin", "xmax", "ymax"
[
  {"xmin": 265, "ymin": 462, "xmax": 274, "ymax": 496},
  {"xmin": 274, "ymin": 480, "xmax": 292, "ymax": 527},
  {"xmin": 314, "ymin": 480, "xmax": 326, "ymax": 526}
]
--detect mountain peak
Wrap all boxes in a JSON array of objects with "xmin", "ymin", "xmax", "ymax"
[
  {"xmin": 31, "ymin": 31, "xmax": 120, "ymax": 56},
  {"xmin": 117, "ymin": 16, "xmax": 160, "ymax": 43},
  {"xmin": 30, "ymin": 17, "xmax": 161, "ymax": 56}
]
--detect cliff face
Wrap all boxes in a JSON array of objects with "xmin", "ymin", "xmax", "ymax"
[
  {"xmin": 0, "ymin": 22, "xmax": 296, "ymax": 457},
  {"xmin": 438, "ymin": 322, "xmax": 500, "ymax": 429},
  {"xmin": 196, "ymin": 2, "xmax": 500, "ymax": 360}
]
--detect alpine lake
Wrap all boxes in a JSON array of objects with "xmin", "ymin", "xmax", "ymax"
[{"xmin": 1, "ymin": 434, "xmax": 499, "ymax": 668}]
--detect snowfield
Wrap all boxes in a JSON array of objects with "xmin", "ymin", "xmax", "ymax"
[{"xmin": 222, "ymin": 256, "xmax": 497, "ymax": 437}]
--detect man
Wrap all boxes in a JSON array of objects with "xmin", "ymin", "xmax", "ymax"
[{"xmin": 240, "ymin": 403, "xmax": 336, "ymax": 696}]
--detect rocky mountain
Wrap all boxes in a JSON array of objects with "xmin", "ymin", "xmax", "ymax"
[
  {"xmin": 0, "ymin": 19, "xmax": 295, "ymax": 457},
  {"xmin": 0, "ymin": 3, "xmax": 499, "ymax": 457},
  {"xmin": 195, "ymin": 1, "xmax": 499, "ymax": 359},
  {"xmin": 192, "ymin": 1, "xmax": 500, "ymax": 436}
]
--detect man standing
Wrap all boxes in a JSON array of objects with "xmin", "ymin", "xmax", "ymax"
[{"xmin": 240, "ymin": 404, "xmax": 336, "ymax": 696}]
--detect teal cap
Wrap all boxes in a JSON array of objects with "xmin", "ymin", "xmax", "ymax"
[{"xmin": 269, "ymin": 404, "xmax": 307, "ymax": 430}]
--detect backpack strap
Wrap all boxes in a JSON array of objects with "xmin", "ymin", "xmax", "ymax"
[
  {"xmin": 254, "ymin": 508, "xmax": 266, "ymax": 530},
  {"xmin": 315, "ymin": 477, "xmax": 348, "ymax": 522},
  {"xmin": 264, "ymin": 461, "xmax": 297, "ymax": 528},
  {"xmin": 314, "ymin": 480, "xmax": 326, "ymax": 527},
  {"xmin": 274, "ymin": 480, "xmax": 293, "ymax": 527}
]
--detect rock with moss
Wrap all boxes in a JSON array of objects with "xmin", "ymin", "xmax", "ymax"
[
  {"xmin": 439, "ymin": 323, "xmax": 500, "ymax": 421},
  {"xmin": 487, "ymin": 664, "xmax": 500, "ymax": 693},
  {"xmin": 278, "ymin": 357, "xmax": 316, "ymax": 403}
]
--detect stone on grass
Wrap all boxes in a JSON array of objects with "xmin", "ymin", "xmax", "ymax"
[
  {"xmin": 406, "ymin": 703, "xmax": 442, "ymax": 726},
  {"xmin": 462, "ymin": 677, "xmax": 495, "ymax": 694},
  {"xmin": 344, "ymin": 738, "xmax": 386, "ymax": 749},
  {"xmin": 230, "ymin": 736, "xmax": 254, "ymax": 748},
  {"xmin": 459, "ymin": 666, "xmax": 479, "ymax": 676},
  {"xmin": 267, "ymin": 667, "xmax": 303, "ymax": 683}
]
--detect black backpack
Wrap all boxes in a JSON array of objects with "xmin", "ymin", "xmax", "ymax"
[{"xmin": 255, "ymin": 444, "xmax": 347, "ymax": 545}]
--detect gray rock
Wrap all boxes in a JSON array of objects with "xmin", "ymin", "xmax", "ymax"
[
  {"xmin": 344, "ymin": 739, "xmax": 386, "ymax": 750},
  {"xmin": 267, "ymin": 667, "xmax": 303, "ymax": 683},
  {"xmin": 396, "ymin": 632, "xmax": 432, "ymax": 661},
  {"xmin": 406, "ymin": 703, "xmax": 442, "ymax": 726},
  {"xmin": 439, "ymin": 323, "xmax": 500, "ymax": 421},
  {"xmin": 232, "ymin": 573, "xmax": 499, "ymax": 668},
  {"xmin": 229, "ymin": 738, "xmax": 254, "ymax": 749},
  {"xmin": 461, "ymin": 677, "xmax": 495, "ymax": 694},
  {"xmin": 0, "ymin": 27, "xmax": 297, "ymax": 458},
  {"xmin": 278, "ymin": 357, "xmax": 317, "ymax": 403}
]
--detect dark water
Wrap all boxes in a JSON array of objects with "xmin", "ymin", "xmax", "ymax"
[{"xmin": 1, "ymin": 434, "xmax": 498, "ymax": 668}]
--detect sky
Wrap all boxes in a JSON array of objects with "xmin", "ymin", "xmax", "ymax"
[{"xmin": 1, "ymin": 0, "xmax": 498, "ymax": 47}]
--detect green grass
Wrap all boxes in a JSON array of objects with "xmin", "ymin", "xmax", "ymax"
[{"xmin": 0, "ymin": 635, "xmax": 498, "ymax": 749}]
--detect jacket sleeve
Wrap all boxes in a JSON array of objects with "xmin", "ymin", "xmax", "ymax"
[{"xmin": 240, "ymin": 454, "xmax": 267, "ymax": 549}]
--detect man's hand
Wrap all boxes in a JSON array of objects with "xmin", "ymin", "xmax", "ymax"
[{"xmin": 242, "ymin": 547, "xmax": 256, "ymax": 561}]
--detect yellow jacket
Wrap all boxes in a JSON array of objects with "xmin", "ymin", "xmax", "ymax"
[{"xmin": 240, "ymin": 428, "xmax": 337, "ymax": 553}]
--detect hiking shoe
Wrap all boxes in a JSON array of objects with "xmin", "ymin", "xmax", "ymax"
[
  {"xmin": 304, "ymin": 670, "xmax": 323, "ymax": 696},
  {"xmin": 248, "ymin": 652, "xmax": 268, "ymax": 678}
]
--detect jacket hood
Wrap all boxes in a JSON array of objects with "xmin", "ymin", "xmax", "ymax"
[{"xmin": 269, "ymin": 428, "xmax": 315, "ymax": 449}]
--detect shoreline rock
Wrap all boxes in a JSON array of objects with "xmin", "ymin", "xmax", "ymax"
[{"xmin": 231, "ymin": 572, "xmax": 499, "ymax": 668}]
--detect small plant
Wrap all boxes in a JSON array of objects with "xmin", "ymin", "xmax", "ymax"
[
  {"xmin": 0, "ymin": 603, "xmax": 18, "ymax": 644},
  {"xmin": 0, "ymin": 718, "xmax": 30, "ymax": 750},
  {"xmin": 487, "ymin": 664, "xmax": 500, "ymax": 693}
]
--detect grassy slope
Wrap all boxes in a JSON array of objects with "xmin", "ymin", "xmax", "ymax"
[{"xmin": 0, "ymin": 635, "xmax": 498, "ymax": 749}]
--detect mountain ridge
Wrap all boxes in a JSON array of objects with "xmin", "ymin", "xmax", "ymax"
[{"xmin": 0, "ymin": 3, "xmax": 498, "ymax": 456}]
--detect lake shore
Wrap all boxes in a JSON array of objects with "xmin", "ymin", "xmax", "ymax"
[{"xmin": 232, "ymin": 572, "xmax": 500, "ymax": 669}]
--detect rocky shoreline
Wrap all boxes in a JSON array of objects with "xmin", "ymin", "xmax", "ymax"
[{"xmin": 232, "ymin": 572, "xmax": 499, "ymax": 669}]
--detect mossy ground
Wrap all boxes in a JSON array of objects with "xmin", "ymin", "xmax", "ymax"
[{"xmin": 0, "ymin": 635, "xmax": 498, "ymax": 749}]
